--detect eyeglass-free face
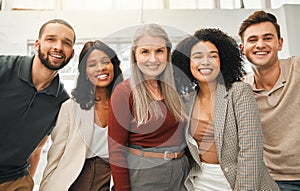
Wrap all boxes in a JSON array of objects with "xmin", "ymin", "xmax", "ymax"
[
  {"xmin": 86, "ymin": 49, "xmax": 114, "ymax": 88},
  {"xmin": 134, "ymin": 35, "xmax": 168, "ymax": 80},
  {"xmin": 240, "ymin": 22, "xmax": 283, "ymax": 69},
  {"xmin": 190, "ymin": 41, "xmax": 220, "ymax": 85}
]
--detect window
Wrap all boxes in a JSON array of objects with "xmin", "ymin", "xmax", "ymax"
[{"xmin": 4, "ymin": 0, "xmax": 300, "ymax": 11}]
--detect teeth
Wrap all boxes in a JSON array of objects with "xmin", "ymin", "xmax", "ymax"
[
  {"xmin": 147, "ymin": 65, "xmax": 159, "ymax": 69},
  {"xmin": 97, "ymin": 74, "xmax": 108, "ymax": 79},
  {"xmin": 51, "ymin": 54, "xmax": 63, "ymax": 58},
  {"xmin": 198, "ymin": 69, "xmax": 212, "ymax": 74},
  {"xmin": 256, "ymin": 52, "xmax": 267, "ymax": 55}
]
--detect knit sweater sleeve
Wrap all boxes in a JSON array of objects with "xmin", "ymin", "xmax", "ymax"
[{"xmin": 108, "ymin": 80, "xmax": 132, "ymax": 191}]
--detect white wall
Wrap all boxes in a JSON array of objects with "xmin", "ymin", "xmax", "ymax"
[
  {"xmin": 1, "ymin": 4, "xmax": 299, "ymax": 58},
  {"xmin": 282, "ymin": 5, "xmax": 300, "ymax": 56}
]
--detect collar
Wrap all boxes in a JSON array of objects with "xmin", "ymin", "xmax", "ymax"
[
  {"xmin": 245, "ymin": 62, "xmax": 287, "ymax": 95},
  {"xmin": 17, "ymin": 56, "xmax": 63, "ymax": 97}
]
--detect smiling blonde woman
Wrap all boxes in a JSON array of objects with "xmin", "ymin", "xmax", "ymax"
[{"xmin": 108, "ymin": 23, "xmax": 189, "ymax": 191}]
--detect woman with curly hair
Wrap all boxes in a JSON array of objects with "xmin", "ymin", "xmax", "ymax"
[{"xmin": 172, "ymin": 29, "xmax": 279, "ymax": 191}]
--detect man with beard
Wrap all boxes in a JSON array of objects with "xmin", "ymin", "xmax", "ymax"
[{"xmin": 0, "ymin": 19, "xmax": 75, "ymax": 191}]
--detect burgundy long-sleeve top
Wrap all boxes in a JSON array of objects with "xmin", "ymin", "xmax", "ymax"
[{"xmin": 108, "ymin": 79, "xmax": 185, "ymax": 191}]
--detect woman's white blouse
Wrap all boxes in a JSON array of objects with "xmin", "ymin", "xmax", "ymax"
[{"xmin": 86, "ymin": 123, "xmax": 109, "ymax": 158}]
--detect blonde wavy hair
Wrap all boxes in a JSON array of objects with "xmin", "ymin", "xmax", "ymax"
[{"xmin": 130, "ymin": 23, "xmax": 187, "ymax": 125}]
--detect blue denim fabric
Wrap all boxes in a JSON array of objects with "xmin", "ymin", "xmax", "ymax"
[{"xmin": 276, "ymin": 180, "xmax": 300, "ymax": 191}]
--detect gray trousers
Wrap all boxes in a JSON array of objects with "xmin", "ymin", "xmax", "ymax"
[{"xmin": 127, "ymin": 145, "xmax": 189, "ymax": 191}]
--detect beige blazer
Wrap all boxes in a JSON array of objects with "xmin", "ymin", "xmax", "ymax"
[
  {"xmin": 184, "ymin": 82, "xmax": 280, "ymax": 191},
  {"xmin": 39, "ymin": 99, "xmax": 94, "ymax": 191}
]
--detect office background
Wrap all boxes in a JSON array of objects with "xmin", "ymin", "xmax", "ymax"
[{"xmin": 1, "ymin": 1, "xmax": 299, "ymax": 188}]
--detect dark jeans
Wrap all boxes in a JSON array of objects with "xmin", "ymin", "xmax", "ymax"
[{"xmin": 276, "ymin": 180, "xmax": 300, "ymax": 191}]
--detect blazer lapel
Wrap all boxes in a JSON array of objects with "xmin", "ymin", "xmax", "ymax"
[
  {"xmin": 185, "ymin": 91, "xmax": 202, "ymax": 166},
  {"xmin": 214, "ymin": 83, "xmax": 228, "ymax": 160},
  {"xmin": 73, "ymin": 103, "xmax": 94, "ymax": 148}
]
